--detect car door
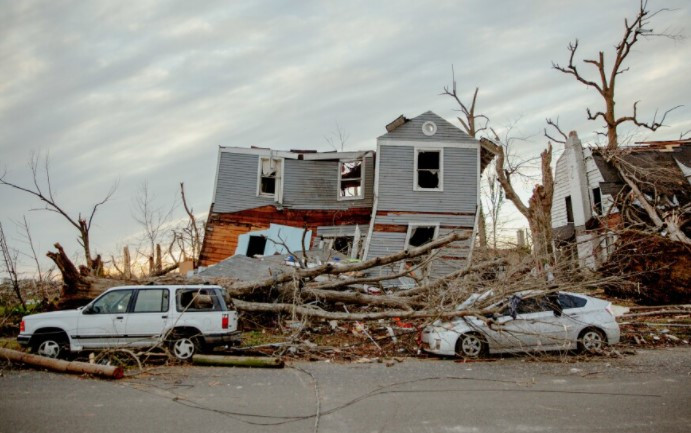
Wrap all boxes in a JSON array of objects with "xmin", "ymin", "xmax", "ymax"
[
  {"xmin": 123, "ymin": 288, "xmax": 170, "ymax": 348},
  {"xmin": 76, "ymin": 289, "xmax": 133, "ymax": 348},
  {"xmin": 490, "ymin": 297, "xmax": 561, "ymax": 351}
]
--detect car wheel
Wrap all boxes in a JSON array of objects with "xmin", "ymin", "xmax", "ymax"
[
  {"xmin": 578, "ymin": 328, "xmax": 606, "ymax": 353},
  {"xmin": 34, "ymin": 337, "xmax": 65, "ymax": 359},
  {"xmin": 170, "ymin": 335, "xmax": 198, "ymax": 361},
  {"xmin": 455, "ymin": 333, "xmax": 487, "ymax": 358}
]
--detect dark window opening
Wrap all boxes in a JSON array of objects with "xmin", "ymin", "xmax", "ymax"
[
  {"xmin": 408, "ymin": 226, "xmax": 436, "ymax": 247},
  {"xmin": 565, "ymin": 196, "xmax": 574, "ymax": 223},
  {"xmin": 592, "ymin": 187, "xmax": 602, "ymax": 215},
  {"xmin": 246, "ymin": 235, "xmax": 267, "ymax": 257},
  {"xmin": 339, "ymin": 160, "xmax": 363, "ymax": 198},
  {"xmin": 259, "ymin": 158, "xmax": 280, "ymax": 196},
  {"xmin": 333, "ymin": 237, "xmax": 353, "ymax": 254},
  {"xmin": 416, "ymin": 151, "xmax": 440, "ymax": 189}
]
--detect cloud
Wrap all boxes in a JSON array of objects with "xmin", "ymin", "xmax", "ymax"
[{"xmin": 1, "ymin": 0, "xmax": 689, "ymax": 274}]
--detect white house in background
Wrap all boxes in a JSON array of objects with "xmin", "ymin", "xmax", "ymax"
[{"xmin": 551, "ymin": 132, "xmax": 691, "ymax": 269}]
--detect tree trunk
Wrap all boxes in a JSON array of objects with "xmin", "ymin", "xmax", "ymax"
[
  {"xmin": 0, "ymin": 347, "xmax": 123, "ymax": 379},
  {"xmin": 477, "ymin": 203, "xmax": 487, "ymax": 247},
  {"xmin": 47, "ymin": 243, "xmax": 93, "ymax": 308}
]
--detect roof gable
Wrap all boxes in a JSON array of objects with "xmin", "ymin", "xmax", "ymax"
[{"xmin": 378, "ymin": 111, "xmax": 476, "ymax": 143}]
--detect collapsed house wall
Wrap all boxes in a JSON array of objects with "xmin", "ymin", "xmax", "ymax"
[{"xmin": 200, "ymin": 111, "xmax": 483, "ymax": 282}]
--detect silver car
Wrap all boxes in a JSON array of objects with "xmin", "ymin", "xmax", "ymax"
[{"xmin": 420, "ymin": 291, "xmax": 620, "ymax": 358}]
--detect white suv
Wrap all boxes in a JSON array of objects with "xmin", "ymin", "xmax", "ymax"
[{"xmin": 17, "ymin": 285, "xmax": 239, "ymax": 360}]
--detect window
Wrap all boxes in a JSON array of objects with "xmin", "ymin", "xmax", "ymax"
[
  {"xmin": 91, "ymin": 290, "xmax": 133, "ymax": 314},
  {"xmin": 516, "ymin": 297, "xmax": 550, "ymax": 315},
  {"xmin": 407, "ymin": 226, "xmax": 438, "ymax": 247},
  {"xmin": 133, "ymin": 289, "xmax": 169, "ymax": 313},
  {"xmin": 258, "ymin": 158, "xmax": 281, "ymax": 197},
  {"xmin": 414, "ymin": 149, "xmax": 442, "ymax": 190},
  {"xmin": 558, "ymin": 293, "xmax": 587, "ymax": 309},
  {"xmin": 246, "ymin": 235, "xmax": 267, "ymax": 257},
  {"xmin": 402, "ymin": 224, "xmax": 439, "ymax": 277},
  {"xmin": 592, "ymin": 187, "xmax": 602, "ymax": 215},
  {"xmin": 176, "ymin": 288, "xmax": 223, "ymax": 312},
  {"xmin": 338, "ymin": 159, "xmax": 364, "ymax": 200},
  {"xmin": 332, "ymin": 236, "xmax": 353, "ymax": 254},
  {"xmin": 565, "ymin": 195, "xmax": 574, "ymax": 223}
]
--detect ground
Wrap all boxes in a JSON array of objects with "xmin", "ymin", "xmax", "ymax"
[{"xmin": 1, "ymin": 348, "xmax": 689, "ymax": 433}]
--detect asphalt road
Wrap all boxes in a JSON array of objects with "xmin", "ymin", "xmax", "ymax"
[{"xmin": 1, "ymin": 348, "xmax": 689, "ymax": 433}]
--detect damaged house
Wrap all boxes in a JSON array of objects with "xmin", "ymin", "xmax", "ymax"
[
  {"xmin": 551, "ymin": 132, "xmax": 691, "ymax": 269},
  {"xmin": 199, "ymin": 111, "xmax": 490, "ymax": 282}
]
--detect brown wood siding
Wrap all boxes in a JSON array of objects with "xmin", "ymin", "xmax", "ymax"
[{"xmin": 199, "ymin": 205, "xmax": 372, "ymax": 266}]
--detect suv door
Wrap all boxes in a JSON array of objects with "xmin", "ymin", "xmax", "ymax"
[
  {"xmin": 76, "ymin": 289, "xmax": 134, "ymax": 348},
  {"xmin": 123, "ymin": 288, "xmax": 170, "ymax": 348}
]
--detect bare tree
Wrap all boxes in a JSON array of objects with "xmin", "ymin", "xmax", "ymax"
[
  {"xmin": 442, "ymin": 67, "xmax": 491, "ymax": 247},
  {"xmin": 553, "ymin": 0, "xmax": 681, "ymax": 151},
  {"xmin": 0, "ymin": 153, "xmax": 117, "ymax": 274},
  {"xmin": 484, "ymin": 170, "xmax": 505, "ymax": 249},
  {"xmin": 179, "ymin": 182, "xmax": 203, "ymax": 266},
  {"xmin": 132, "ymin": 180, "xmax": 175, "ymax": 275},
  {"xmin": 324, "ymin": 122, "xmax": 349, "ymax": 152},
  {"xmin": 553, "ymin": 1, "xmax": 689, "ymax": 245},
  {"xmin": 0, "ymin": 222, "xmax": 25, "ymax": 307}
]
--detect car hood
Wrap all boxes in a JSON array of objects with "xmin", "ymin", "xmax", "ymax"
[{"xmin": 24, "ymin": 309, "xmax": 81, "ymax": 321}]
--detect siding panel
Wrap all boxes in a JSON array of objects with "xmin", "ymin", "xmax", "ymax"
[
  {"xmin": 377, "ymin": 146, "xmax": 477, "ymax": 213},
  {"xmin": 213, "ymin": 153, "xmax": 275, "ymax": 213}
]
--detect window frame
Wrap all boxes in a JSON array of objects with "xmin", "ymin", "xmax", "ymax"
[
  {"xmin": 413, "ymin": 148, "xmax": 444, "ymax": 192},
  {"xmin": 565, "ymin": 195, "xmax": 574, "ymax": 224},
  {"xmin": 131, "ymin": 288, "xmax": 170, "ymax": 314},
  {"xmin": 175, "ymin": 288, "xmax": 225, "ymax": 313},
  {"xmin": 87, "ymin": 289, "xmax": 135, "ymax": 315},
  {"xmin": 404, "ymin": 223, "xmax": 440, "ymax": 249},
  {"xmin": 337, "ymin": 158, "xmax": 365, "ymax": 201},
  {"xmin": 256, "ymin": 157, "xmax": 283, "ymax": 200}
]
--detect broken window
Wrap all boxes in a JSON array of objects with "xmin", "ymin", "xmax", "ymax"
[
  {"xmin": 258, "ymin": 158, "xmax": 281, "ymax": 197},
  {"xmin": 176, "ymin": 289, "xmax": 222, "ymax": 312},
  {"xmin": 332, "ymin": 236, "xmax": 353, "ymax": 255},
  {"xmin": 403, "ymin": 225, "xmax": 438, "ymax": 280},
  {"xmin": 565, "ymin": 195, "xmax": 574, "ymax": 223},
  {"xmin": 407, "ymin": 226, "xmax": 437, "ymax": 247},
  {"xmin": 415, "ymin": 149, "xmax": 442, "ymax": 190},
  {"xmin": 246, "ymin": 235, "xmax": 267, "ymax": 257},
  {"xmin": 592, "ymin": 187, "xmax": 602, "ymax": 215},
  {"xmin": 339, "ymin": 159, "xmax": 364, "ymax": 199}
]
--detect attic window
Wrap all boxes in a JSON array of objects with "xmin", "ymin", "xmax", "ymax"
[
  {"xmin": 565, "ymin": 196, "xmax": 574, "ymax": 223},
  {"xmin": 258, "ymin": 158, "xmax": 281, "ymax": 198},
  {"xmin": 414, "ymin": 149, "xmax": 443, "ymax": 191},
  {"xmin": 421, "ymin": 121, "xmax": 437, "ymax": 136},
  {"xmin": 338, "ymin": 159, "xmax": 364, "ymax": 200}
]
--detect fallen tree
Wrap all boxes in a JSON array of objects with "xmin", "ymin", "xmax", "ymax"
[{"xmin": 0, "ymin": 347, "xmax": 124, "ymax": 379}]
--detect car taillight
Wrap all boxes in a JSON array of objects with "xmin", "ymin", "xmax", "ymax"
[
  {"xmin": 605, "ymin": 303, "xmax": 614, "ymax": 317},
  {"xmin": 20, "ymin": 320, "xmax": 25, "ymax": 332},
  {"xmin": 222, "ymin": 314, "xmax": 229, "ymax": 329}
]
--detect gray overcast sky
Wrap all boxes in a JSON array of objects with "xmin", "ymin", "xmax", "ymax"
[{"xmin": 1, "ymin": 0, "xmax": 689, "ymax": 275}]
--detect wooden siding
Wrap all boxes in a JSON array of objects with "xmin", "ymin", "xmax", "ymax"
[
  {"xmin": 199, "ymin": 206, "xmax": 371, "ymax": 266},
  {"xmin": 282, "ymin": 155, "xmax": 374, "ymax": 210},
  {"xmin": 376, "ymin": 145, "xmax": 477, "ymax": 213},
  {"xmin": 552, "ymin": 154, "xmax": 571, "ymax": 228},
  {"xmin": 374, "ymin": 211, "xmax": 475, "ymax": 227},
  {"xmin": 213, "ymin": 152, "xmax": 275, "ymax": 213}
]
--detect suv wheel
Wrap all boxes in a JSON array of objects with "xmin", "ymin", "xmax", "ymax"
[
  {"xmin": 34, "ymin": 337, "xmax": 65, "ymax": 359},
  {"xmin": 170, "ymin": 335, "xmax": 198, "ymax": 360}
]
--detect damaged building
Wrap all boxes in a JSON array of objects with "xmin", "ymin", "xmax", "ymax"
[
  {"xmin": 199, "ymin": 111, "xmax": 490, "ymax": 282},
  {"xmin": 551, "ymin": 132, "xmax": 691, "ymax": 269}
]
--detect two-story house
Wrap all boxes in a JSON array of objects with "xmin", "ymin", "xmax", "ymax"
[{"xmin": 199, "ymin": 111, "xmax": 490, "ymax": 282}]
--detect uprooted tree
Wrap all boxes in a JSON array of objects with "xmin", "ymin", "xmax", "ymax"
[{"xmin": 553, "ymin": 0, "xmax": 689, "ymax": 245}]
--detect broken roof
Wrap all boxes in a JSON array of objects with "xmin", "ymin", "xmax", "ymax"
[{"xmin": 591, "ymin": 140, "xmax": 691, "ymax": 200}]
